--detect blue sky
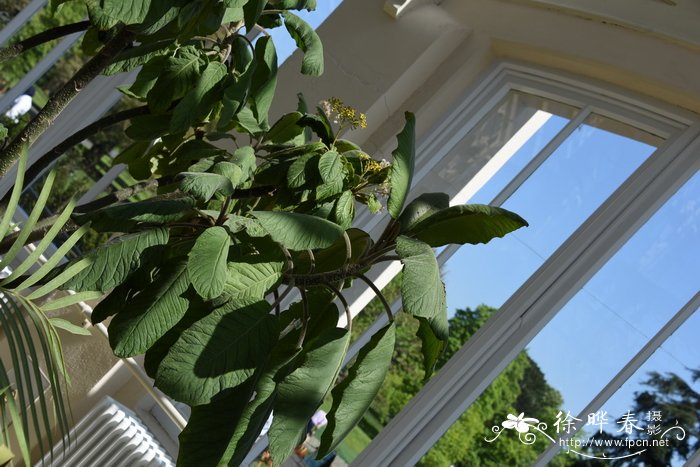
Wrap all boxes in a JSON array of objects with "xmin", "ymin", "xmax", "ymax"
[{"xmin": 262, "ymin": 1, "xmax": 344, "ymax": 64}]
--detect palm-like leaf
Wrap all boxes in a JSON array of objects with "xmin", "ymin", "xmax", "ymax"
[{"xmin": 0, "ymin": 145, "xmax": 96, "ymax": 464}]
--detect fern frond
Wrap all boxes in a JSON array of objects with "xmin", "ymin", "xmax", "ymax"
[
  {"xmin": 0, "ymin": 196, "xmax": 78, "ymax": 286},
  {"xmin": 0, "ymin": 145, "xmax": 27, "ymax": 243},
  {"xmin": 0, "ymin": 170, "xmax": 55, "ymax": 270}
]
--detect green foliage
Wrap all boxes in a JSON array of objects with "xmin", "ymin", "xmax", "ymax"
[
  {"xmin": 0, "ymin": 1, "xmax": 531, "ymax": 465},
  {"xmin": 319, "ymin": 322, "xmax": 396, "ymax": 456},
  {"xmin": 268, "ymin": 327, "xmax": 350, "ymax": 464},
  {"xmin": 282, "ymin": 11, "xmax": 323, "ymax": 76},
  {"xmin": 410, "ymin": 204, "xmax": 528, "ymax": 247},
  {"xmin": 156, "ymin": 299, "xmax": 278, "ymax": 405},
  {"xmin": 0, "ymin": 147, "xmax": 93, "ymax": 465},
  {"xmin": 188, "ymin": 226, "xmax": 230, "ymax": 299},
  {"xmin": 387, "ymin": 112, "xmax": 415, "ymax": 219}
]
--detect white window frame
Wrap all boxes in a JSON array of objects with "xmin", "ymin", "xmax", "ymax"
[{"xmin": 350, "ymin": 61, "xmax": 700, "ymax": 466}]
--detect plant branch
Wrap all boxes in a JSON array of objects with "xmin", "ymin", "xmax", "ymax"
[
  {"xmin": 324, "ymin": 282, "xmax": 352, "ymax": 333},
  {"xmin": 272, "ymin": 289, "xmax": 280, "ymax": 317},
  {"xmin": 0, "ymin": 21, "xmax": 91, "ymax": 63},
  {"xmin": 21, "ymin": 105, "xmax": 150, "ymax": 190},
  {"xmin": 233, "ymin": 186, "xmax": 276, "ymax": 199},
  {"xmin": 296, "ymin": 288, "xmax": 310, "ymax": 349},
  {"xmin": 342, "ymin": 231, "xmax": 352, "ymax": 265},
  {"xmin": 270, "ymin": 284, "xmax": 294, "ymax": 312},
  {"xmin": 215, "ymin": 196, "xmax": 231, "ymax": 225},
  {"xmin": 0, "ymin": 27, "xmax": 135, "ymax": 179},
  {"xmin": 284, "ymin": 263, "xmax": 365, "ymax": 287},
  {"xmin": 373, "ymin": 218, "xmax": 400, "ymax": 252},
  {"xmin": 73, "ymin": 179, "xmax": 159, "ymax": 213},
  {"xmin": 305, "ymin": 249, "xmax": 315, "ymax": 273},
  {"xmin": 354, "ymin": 273, "xmax": 394, "ymax": 322},
  {"xmin": 0, "ymin": 179, "xmax": 158, "ymax": 254}
]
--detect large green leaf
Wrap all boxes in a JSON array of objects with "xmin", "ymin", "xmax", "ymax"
[
  {"xmin": 399, "ymin": 192, "xmax": 450, "ymax": 233},
  {"xmin": 298, "ymin": 113, "xmax": 333, "ymax": 146},
  {"xmin": 252, "ymin": 211, "xmax": 345, "ymax": 250},
  {"xmin": 63, "ymin": 228, "xmax": 168, "ymax": 292},
  {"xmin": 143, "ymin": 290, "xmax": 212, "ymax": 378},
  {"xmin": 147, "ymin": 46, "xmax": 204, "ymax": 114},
  {"xmin": 315, "ymin": 178, "xmax": 344, "ymax": 201},
  {"xmin": 409, "ymin": 204, "xmax": 528, "ymax": 247},
  {"xmin": 272, "ymin": 0, "xmax": 317, "ymax": 10},
  {"xmin": 334, "ymin": 190, "xmax": 354, "ymax": 229},
  {"xmin": 318, "ymin": 150, "xmax": 343, "ymax": 184},
  {"xmin": 104, "ymin": 40, "xmax": 173, "ymax": 75},
  {"xmin": 243, "ymin": 0, "xmax": 265, "ymax": 31},
  {"xmin": 250, "ymin": 36, "xmax": 278, "ymax": 128},
  {"xmin": 87, "ymin": 0, "xmax": 177, "ymax": 29},
  {"xmin": 122, "ymin": 56, "xmax": 167, "ymax": 101},
  {"xmin": 124, "ymin": 113, "xmax": 172, "ymax": 141},
  {"xmin": 170, "ymin": 61, "xmax": 227, "ymax": 133},
  {"xmin": 177, "ymin": 319, "xmax": 299, "ymax": 467},
  {"xmin": 231, "ymin": 146, "xmax": 257, "ymax": 179},
  {"xmin": 188, "ymin": 227, "xmax": 230, "ymax": 300},
  {"xmin": 268, "ymin": 327, "xmax": 350, "ymax": 465},
  {"xmin": 415, "ymin": 313, "xmax": 448, "ymax": 380},
  {"xmin": 176, "ymin": 381, "xmax": 256, "ymax": 467},
  {"xmin": 176, "ymin": 0, "xmax": 228, "ymax": 38},
  {"xmin": 155, "ymin": 299, "xmax": 278, "ymax": 405},
  {"xmin": 218, "ymin": 38, "xmax": 256, "ymax": 130},
  {"xmin": 73, "ymin": 196, "xmax": 196, "ymax": 232},
  {"xmin": 286, "ymin": 153, "xmax": 318, "ymax": 189},
  {"xmin": 265, "ymin": 112, "xmax": 304, "ymax": 145},
  {"xmin": 91, "ymin": 281, "xmax": 136, "ymax": 324},
  {"xmin": 396, "ymin": 236, "xmax": 445, "ymax": 322},
  {"xmin": 217, "ymin": 335, "xmax": 301, "ymax": 466},
  {"xmin": 318, "ymin": 323, "xmax": 395, "ymax": 456},
  {"xmin": 387, "ymin": 112, "xmax": 416, "ymax": 219},
  {"xmin": 225, "ymin": 243, "xmax": 285, "ymax": 300},
  {"xmin": 396, "ymin": 235, "xmax": 449, "ymax": 378},
  {"xmin": 178, "ymin": 172, "xmax": 235, "ymax": 201},
  {"xmin": 282, "ymin": 11, "xmax": 324, "ymax": 76},
  {"xmin": 108, "ymin": 261, "xmax": 190, "ymax": 357}
]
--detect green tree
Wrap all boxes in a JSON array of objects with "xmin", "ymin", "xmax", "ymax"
[
  {"xmin": 0, "ymin": 2, "xmax": 529, "ymax": 465},
  {"xmin": 364, "ymin": 305, "xmax": 566, "ymax": 466},
  {"xmin": 568, "ymin": 369, "xmax": 700, "ymax": 466}
]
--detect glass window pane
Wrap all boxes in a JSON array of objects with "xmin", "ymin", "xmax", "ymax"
[
  {"xmin": 446, "ymin": 113, "xmax": 659, "ymax": 312},
  {"xmin": 426, "ymin": 168, "xmax": 699, "ymax": 466}
]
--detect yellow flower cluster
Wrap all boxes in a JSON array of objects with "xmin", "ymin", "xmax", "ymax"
[{"xmin": 326, "ymin": 97, "xmax": 368, "ymax": 129}]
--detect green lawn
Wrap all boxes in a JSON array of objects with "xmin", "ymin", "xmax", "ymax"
[{"xmin": 334, "ymin": 425, "xmax": 372, "ymax": 463}]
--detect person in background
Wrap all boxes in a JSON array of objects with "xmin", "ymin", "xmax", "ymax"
[
  {"xmin": 5, "ymin": 86, "xmax": 35, "ymax": 123},
  {"xmin": 307, "ymin": 409, "xmax": 328, "ymax": 437}
]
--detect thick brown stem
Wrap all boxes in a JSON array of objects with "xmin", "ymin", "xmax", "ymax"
[
  {"xmin": 0, "ymin": 27, "xmax": 135, "ymax": 179},
  {"xmin": 0, "ymin": 179, "xmax": 158, "ymax": 254},
  {"xmin": 0, "ymin": 20, "xmax": 91, "ymax": 63},
  {"xmin": 285, "ymin": 263, "xmax": 366, "ymax": 287},
  {"xmin": 21, "ymin": 105, "xmax": 150, "ymax": 190},
  {"xmin": 355, "ymin": 273, "xmax": 394, "ymax": 322}
]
